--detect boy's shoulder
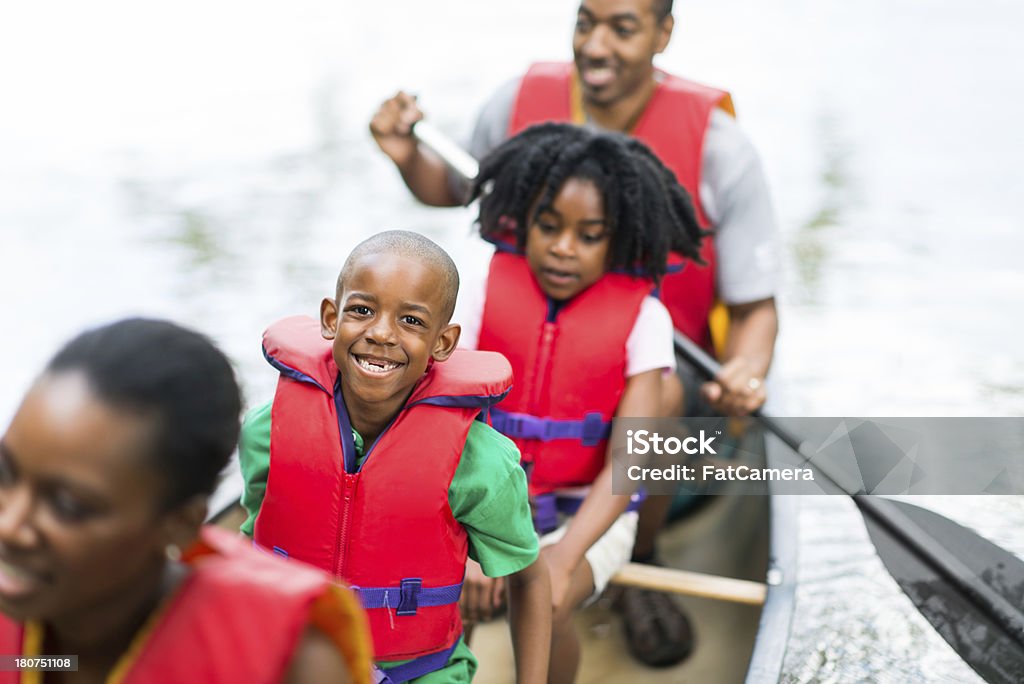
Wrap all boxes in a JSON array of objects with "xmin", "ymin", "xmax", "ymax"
[{"xmin": 464, "ymin": 419, "xmax": 520, "ymax": 466}]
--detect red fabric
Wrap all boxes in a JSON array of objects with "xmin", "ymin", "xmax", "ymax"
[
  {"xmin": 255, "ymin": 315, "xmax": 511, "ymax": 661},
  {"xmin": 478, "ymin": 252, "xmax": 650, "ymax": 495},
  {"xmin": 0, "ymin": 526, "xmax": 341, "ymax": 684},
  {"xmin": 510, "ymin": 61, "xmax": 730, "ymax": 350}
]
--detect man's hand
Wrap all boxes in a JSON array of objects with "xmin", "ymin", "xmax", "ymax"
[
  {"xmin": 460, "ymin": 558, "xmax": 506, "ymax": 624},
  {"xmin": 369, "ymin": 91, "xmax": 424, "ymax": 167},
  {"xmin": 702, "ymin": 298, "xmax": 776, "ymax": 416},
  {"xmin": 700, "ymin": 355, "xmax": 766, "ymax": 416}
]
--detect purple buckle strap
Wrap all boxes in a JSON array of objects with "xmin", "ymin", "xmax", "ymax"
[
  {"xmin": 352, "ymin": 579, "xmax": 463, "ymax": 615},
  {"xmin": 491, "ymin": 409, "xmax": 611, "ymax": 447},
  {"xmin": 374, "ymin": 637, "xmax": 462, "ymax": 684},
  {"xmin": 532, "ymin": 492, "xmax": 646, "ymax": 535}
]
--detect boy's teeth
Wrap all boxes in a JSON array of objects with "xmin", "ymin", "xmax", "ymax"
[{"xmin": 356, "ymin": 356, "xmax": 399, "ymax": 373}]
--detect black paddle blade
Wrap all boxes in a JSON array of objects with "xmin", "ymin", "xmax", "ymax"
[{"xmin": 859, "ymin": 497, "xmax": 1024, "ymax": 684}]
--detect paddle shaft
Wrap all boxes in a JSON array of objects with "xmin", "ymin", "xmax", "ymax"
[
  {"xmin": 413, "ymin": 120, "xmax": 479, "ymax": 180},
  {"xmin": 611, "ymin": 562, "xmax": 766, "ymax": 606}
]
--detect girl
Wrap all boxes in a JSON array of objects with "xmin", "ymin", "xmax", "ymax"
[
  {"xmin": 0, "ymin": 318, "xmax": 372, "ymax": 684},
  {"xmin": 456, "ymin": 123, "xmax": 704, "ymax": 681}
]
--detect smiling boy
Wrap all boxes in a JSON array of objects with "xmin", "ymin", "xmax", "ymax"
[{"xmin": 238, "ymin": 231, "xmax": 550, "ymax": 683}]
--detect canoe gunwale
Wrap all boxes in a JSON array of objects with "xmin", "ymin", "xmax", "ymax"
[{"xmin": 744, "ymin": 435, "xmax": 800, "ymax": 683}]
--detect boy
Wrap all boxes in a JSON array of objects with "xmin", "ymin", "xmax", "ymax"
[{"xmin": 239, "ymin": 231, "xmax": 550, "ymax": 683}]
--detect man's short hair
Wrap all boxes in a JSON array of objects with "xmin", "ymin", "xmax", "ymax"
[{"xmin": 337, "ymin": 230, "xmax": 460, "ymax": 322}]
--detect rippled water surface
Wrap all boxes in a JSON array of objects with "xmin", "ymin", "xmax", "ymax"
[{"xmin": 2, "ymin": 1, "xmax": 1023, "ymax": 681}]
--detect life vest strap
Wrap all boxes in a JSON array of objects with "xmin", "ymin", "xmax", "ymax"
[
  {"xmin": 491, "ymin": 409, "xmax": 611, "ymax": 447},
  {"xmin": 532, "ymin": 492, "xmax": 645, "ymax": 535},
  {"xmin": 352, "ymin": 580, "xmax": 463, "ymax": 615},
  {"xmin": 373, "ymin": 637, "xmax": 462, "ymax": 683}
]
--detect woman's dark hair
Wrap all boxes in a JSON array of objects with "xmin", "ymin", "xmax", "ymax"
[
  {"xmin": 468, "ymin": 122, "xmax": 705, "ymax": 282},
  {"xmin": 46, "ymin": 318, "xmax": 241, "ymax": 510}
]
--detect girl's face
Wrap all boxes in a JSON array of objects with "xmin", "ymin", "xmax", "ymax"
[
  {"xmin": 0, "ymin": 372, "xmax": 175, "ymax": 625},
  {"xmin": 526, "ymin": 177, "xmax": 611, "ymax": 301}
]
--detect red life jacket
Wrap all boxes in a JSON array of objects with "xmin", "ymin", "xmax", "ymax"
[
  {"xmin": 253, "ymin": 315, "xmax": 511, "ymax": 673},
  {"xmin": 509, "ymin": 61, "xmax": 733, "ymax": 350},
  {"xmin": 478, "ymin": 252, "xmax": 650, "ymax": 500},
  {"xmin": 0, "ymin": 526, "xmax": 371, "ymax": 684}
]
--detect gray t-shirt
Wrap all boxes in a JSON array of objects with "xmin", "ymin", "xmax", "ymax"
[{"xmin": 453, "ymin": 76, "xmax": 781, "ymax": 305}]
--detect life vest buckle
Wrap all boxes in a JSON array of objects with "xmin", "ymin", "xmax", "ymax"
[
  {"xmin": 581, "ymin": 412, "xmax": 609, "ymax": 447},
  {"xmin": 397, "ymin": 578, "xmax": 422, "ymax": 616}
]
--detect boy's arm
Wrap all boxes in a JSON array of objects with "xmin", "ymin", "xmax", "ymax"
[
  {"xmin": 238, "ymin": 401, "xmax": 273, "ymax": 537},
  {"xmin": 449, "ymin": 421, "xmax": 550, "ymax": 682},
  {"xmin": 506, "ymin": 556, "xmax": 551, "ymax": 684},
  {"xmin": 542, "ymin": 368, "xmax": 663, "ymax": 612}
]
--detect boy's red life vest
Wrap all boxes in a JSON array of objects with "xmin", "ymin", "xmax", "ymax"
[
  {"xmin": 253, "ymin": 315, "xmax": 511, "ymax": 675},
  {"xmin": 508, "ymin": 61, "xmax": 733, "ymax": 351},
  {"xmin": 478, "ymin": 252, "xmax": 650, "ymax": 499},
  {"xmin": 0, "ymin": 526, "xmax": 371, "ymax": 684}
]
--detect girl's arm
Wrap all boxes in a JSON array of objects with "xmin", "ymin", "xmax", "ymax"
[
  {"xmin": 542, "ymin": 368, "xmax": 663, "ymax": 613},
  {"xmin": 506, "ymin": 555, "xmax": 552, "ymax": 684}
]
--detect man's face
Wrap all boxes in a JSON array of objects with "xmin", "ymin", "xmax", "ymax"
[
  {"xmin": 322, "ymin": 252, "xmax": 460, "ymax": 412},
  {"xmin": 572, "ymin": 0, "xmax": 673, "ymax": 110}
]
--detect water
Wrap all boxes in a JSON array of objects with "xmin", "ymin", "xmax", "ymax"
[{"xmin": 2, "ymin": 1, "xmax": 1023, "ymax": 681}]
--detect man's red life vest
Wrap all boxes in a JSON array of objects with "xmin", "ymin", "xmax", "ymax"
[
  {"xmin": 253, "ymin": 316, "xmax": 512, "ymax": 671},
  {"xmin": 508, "ymin": 61, "xmax": 733, "ymax": 350},
  {"xmin": 478, "ymin": 252, "xmax": 650, "ymax": 498},
  {"xmin": 0, "ymin": 526, "xmax": 372, "ymax": 684}
]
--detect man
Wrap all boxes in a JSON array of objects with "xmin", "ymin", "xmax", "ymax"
[{"xmin": 370, "ymin": 0, "xmax": 779, "ymax": 668}]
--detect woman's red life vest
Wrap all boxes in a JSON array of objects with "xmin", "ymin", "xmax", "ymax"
[
  {"xmin": 508, "ymin": 61, "xmax": 733, "ymax": 350},
  {"xmin": 253, "ymin": 315, "xmax": 512, "ymax": 670},
  {"xmin": 478, "ymin": 252, "xmax": 650, "ymax": 497},
  {"xmin": 0, "ymin": 526, "xmax": 372, "ymax": 684}
]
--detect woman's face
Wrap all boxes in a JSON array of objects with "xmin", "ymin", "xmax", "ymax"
[{"xmin": 0, "ymin": 372, "xmax": 173, "ymax": 624}]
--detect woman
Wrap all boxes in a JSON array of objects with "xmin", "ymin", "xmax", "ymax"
[{"xmin": 0, "ymin": 318, "xmax": 372, "ymax": 684}]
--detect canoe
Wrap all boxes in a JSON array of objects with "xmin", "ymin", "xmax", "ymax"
[{"xmin": 208, "ymin": 419, "xmax": 798, "ymax": 683}]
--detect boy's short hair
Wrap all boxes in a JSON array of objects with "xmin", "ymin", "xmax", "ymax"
[{"xmin": 337, "ymin": 230, "xmax": 460, "ymax": 322}]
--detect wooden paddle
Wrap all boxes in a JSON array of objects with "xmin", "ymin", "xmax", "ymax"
[
  {"xmin": 613, "ymin": 562, "xmax": 765, "ymax": 606},
  {"xmin": 413, "ymin": 119, "xmax": 1024, "ymax": 681}
]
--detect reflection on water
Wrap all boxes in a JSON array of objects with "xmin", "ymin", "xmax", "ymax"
[
  {"xmin": 2, "ymin": 0, "xmax": 1024, "ymax": 682},
  {"xmin": 791, "ymin": 109, "xmax": 856, "ymax": 305}
]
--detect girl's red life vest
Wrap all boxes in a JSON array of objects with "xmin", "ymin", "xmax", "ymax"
[
  {"xmin": 508, "ymin": 61, "xmax": 733, "ymax": 351},
  {"xmin": 478, "ymin": 252, "xmax": 651, "ymax": 497},
  {"xmin": 0, "ymin": 526, "xmax": 372, "ymax": 684},
  {"xmin": 253, "ymin": 315, "xmax": 512, "ymax": 670}
]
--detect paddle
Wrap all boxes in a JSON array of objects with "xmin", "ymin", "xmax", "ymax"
[
  {"xmin": 673, "ymin": 335, "xmax": 1024, "ymax": 684},
  {"xmin": 414, "ymin": 118, "xmax": 1024, "ymax": 682}
]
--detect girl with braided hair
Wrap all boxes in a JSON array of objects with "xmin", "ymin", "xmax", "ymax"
[{"xmin": 454, "ymin": 122, "xmax": 704, "ymax": 682}]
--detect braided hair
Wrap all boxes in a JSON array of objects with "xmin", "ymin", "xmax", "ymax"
[{"xmin": 468, "ymin": 123, "xmax": 705, "ymax": 282}]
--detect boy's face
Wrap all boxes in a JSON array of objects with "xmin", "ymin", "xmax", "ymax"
[{"xmin": 321, "ymin": 251, "xmax": 460, "ymax": 410}]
